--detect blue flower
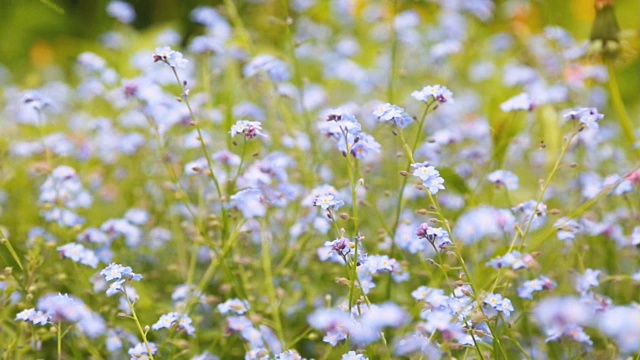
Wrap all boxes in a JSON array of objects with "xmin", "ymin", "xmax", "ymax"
[
  {"xmin": 563, "ymin": 107, "xmax": 604, "ymax": 129},
  {"xmin": 554, "ymin": 217, "xmax": 581, "ymax": 241},
  {"xmin": 106, "ymin": 1, "xmax": 135, "ymax": 24},
  {"xmin": 500, "ymin": 92, "xmax": 534, "ymax": 112},
  {"xmin": 312, "ymin": 193, "xmax": 344, "ymax": 211},
  {"xmin": 218, "ymin": 298, "xmax": 251, "ymax": 315},
  {"xmin": 411, "ymin": 162, "xmax": 445, "ymax": 195},
  {"xmin": 128, "ymin": 342, "xmax": 158, "ymax": 359},
  {"xmin": 152, "ymin": 312, "xmax": 195, "ymax": 337},
  {"xmin": 411, "ymin": 85, "xmax": 454, "ymax": 104},
  {"xmin": 342, "ymin": 351, "xmax": 369, "ymax": 360},
  {"xmin": 153, "ymin": 46, "xmax": 189, "ymax": 68},
  {"xmin": 487, "ymin": 170, "xmax": 519, "ymax": 190},
  {"xmin": 243, "ymin": 55, "xmax": 290, "ymax": 82},
  {"xmin": 230, "ymin": 120, "xmax": 266, "ymax": 139},
  {"xmin": 229, "ymin": 188, "xmax": 266, "ymax": 218},
  {"xmin": 100, "ymin": 263, "xmax": 143, "ymax": 282},
  {"xmin": 372, "ymin": 103, "xmax": 414, "ymax": 128},
  {"xmin": 575, "ymin": 268, "xmax": 601, "ymax": 294},
  {"xmin": 57, "ymin": 243, "xmax": 98, "ymax": 268}
]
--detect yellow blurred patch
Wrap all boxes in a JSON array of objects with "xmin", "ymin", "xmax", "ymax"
[
  {"xmin": 30, "ymin": 41, "xmax": 55, "ymax": 69},
  {"xmin": 572, "ymin": 0, "xmax": 595, "ymax": 22}
]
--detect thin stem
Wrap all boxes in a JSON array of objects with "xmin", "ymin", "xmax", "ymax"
[
  {"xmin": 57, "ymin": 320, "xmax": 62, "ymax": 360},
  {"xmin": 123, "ymin": 287, "xmax": 155, "ymax": 360},
  {"xmin": 387, "ymin": 0, "xmax": 399, "ymax": 103},
  {"xmin": 234, "ymin": 138, "xmax": 248, "ymax": 180},
  {"xmin": 606, "ymin": 61, "xmax": 637, "ymax": 150},
  {"xmin": 516, "ymin": 130, "xmax": 580, "ymax": 251},
  {"xmin": 260, "ymin": 220, "xmax": 286, "ymax": 346},
  {"xmin": 396, "ymin": 125, "xmax": 506, "ymax": 358},
  {"xmin": 170, "ymin": 68, "xmax": 226, "ymax": 215}
]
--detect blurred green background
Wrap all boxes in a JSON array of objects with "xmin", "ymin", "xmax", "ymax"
[{"xmin": 0, "ymin": 0, "xmax": 637, "ymax": 97}]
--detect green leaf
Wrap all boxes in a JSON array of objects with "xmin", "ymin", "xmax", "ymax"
[{"xmin": 439, "ymin": 167, "xmax": 470, "ymax": 195}]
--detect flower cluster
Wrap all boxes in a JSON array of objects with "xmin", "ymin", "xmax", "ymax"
[
  {"xmin": 487, "ymin": 169, "xmax": 519, "ymax": 190},
  {"xmin": 563, "ymin": 107, "xmax": 604, "ymax": 129},
  {"xmin": 243, "ymin": 54, "xmax": 290, "ymax": 83},
  {"xmin": 153, "ymin": 46, "xmax": 189, "ymax": 68},
  {"xmin": 16, "ymin": 294, "xmax": 105, "ymax": 338},
  {"xmin": 230, "ymin": 120, "xmax": 267, "ymax": 139},
  {"xmin": 372, "ymin": 103, "xmax": 414, "ymax": 128},
  {"xmin": 319, "ymin": 110, "xmax": 381, "ymax": 160},
  {"xmin": 411, "ymin": 84, "xmax": 454, "ymax": 104},
  {"xmin": 152, "ymin": 312, "xmax": 196, "ymax": 337},
  {"xmin": 99, "ymin": 263, "xmax": 143, "ymax": 296},
  {"xmin": 411, "ymin": 161, "xmax": 445, "ymax": 195},
  {"xmin": 38, "ymin": 166, "xmax": 92, "ymax": 227}
]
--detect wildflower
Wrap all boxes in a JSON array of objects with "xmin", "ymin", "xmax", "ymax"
[
  {"xmin": 128, "ymin": 342, "xmax": 158, "ymax": 359},
  {"xmin": 241, "ymin": 326, "xmax": 264, "ymax": 348},
  {"xmin": 411, "ymin": 85, "xmax": 454, "ymax": 104},
  {"xmin": 218, "ymin": 298, "xmax": 251, "ymax": 315},
  {"xmin": 21, "ymin": 90, "xmax": 53, "ymax": 112},
  {"xmin": 411, "ymin": 162, "xmax": 445, "ymax": 195},
  {"xmin": 598, "ymin": 306, "xmax": 640, "ymax": 353},
  {"xmin": 153, "ymin": 46, "xmax": 189, "ymax": 68},
  {"xmin": 373, "ymin": 103, "xmax": 414, "ymax": 128},
  {"xmin": 106, "ymin": 1, "xmax": 135, "ymax": 24},
  {"xmin": 57, "ymin": 243, "xmax": 99, "ymax": 268},
  {"xmin": 226, "ymin": 316, "xmax": 253, "ymax": 332},
  {"xmin": 18, "ymin": 294, "xmax": 106, "ymax": 337},
  {"xmin": 229, "ymin": 188, "xmax": 266, "ymax": 218},
  {"xmin": 243, "ymin": 55, "xmax": 290, "ymax": 82},
  {"xmin": 554, "ymin": 217, "xmax": 581, "ymax": 241},
  {"xmin": 152, "ymin": 312, "xmax": 178, "ymax": 330},
  {"xmin": 245, "ymin": 347, "xmax": 270, "ymax": 360},
  {"xmin": 513, "ymin": 200, "xmax": 547, "ymax": 219},
  {"xmin": 363, "ymin": 255, "xmax": 395, "ymax": 274},
  {"xmin": 575, "ymin": 269, "xmax": 601, "ymax": 294},
  {"xmin": 487, "ymin": 170, "xmax": 519, "ymax": 190},
  {"xmin": 500, "ymin": 298, "xmax": 514, "ymax": 317},
  {"xmin": 15, "ymin": 308, "xmax": 49, "ymax": 325},
  {"xmin": 500, "ymin": 92, "xmax": 534, "ymax": 112},
  {"xmin": 484, "ymin": 293, "xmax": 503, "ymax": 309},
  {"xmin": 533, "ymin": 296, "xmax": 592, "ymax": 345},
  {"xmin": 350, "ymin": 133, "xmax": 381, "ymax": 160},
  {"xmin": 152, "ymin": 312, "xmax": 195, "ymax": 337},
  {"xmin": 342, "ymin": 351, "xmax": 369, "ymax": 360},
  {"xmin": 124, "ymin": 208, "xmax": 149, "ymax": 225},
  {"xmin": 563, "ymin": 107, "xmax": 604, "ymax": 129},
  {"xmin": 100, "ymin": 263, "xmax": 143, "ymax": 282},
  {"xmin": 230, "ymin": 120, "xmax": 266, "ymax": 139},
  {"xmin": 312, "ymin": 193, "xmax": 344, "ymax": 211},
  {"xmin": 275, "ymin": 350, "xmax": 302, "ymax": 360},
  {"xmin": 518, "ymin": 276, "xmax": 557, "ymax": 299},
  {"xmin": 454, "ymin": 206, "xmax": 515, "ymax": 243},
  {"xmin": 486, "ymin": 251, "xmax": 533, "ymax": 270},
  {"xmin": 39, "ymin": 165, "xmax": 92, "ymax": 227}
]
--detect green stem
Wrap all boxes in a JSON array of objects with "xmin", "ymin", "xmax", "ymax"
[
  {"xmin": 387, "ymin": 0, "xmax": 399, "ymax": 103},
  {"xmin": 516, "ymin": 130, "xmax": 579, "ymax": 251},
  {"xmin": 170, "ymin": 68, "xmax": 227, "ymax": 229},
  {"xmin": 606, "ymin": 61, "xmax": 637, "ymax": 149},
  {"xmin": 223, "ymin": 0, "xmax": 254, "ymax": 52},
  {"xmin": 123, "ymin": 287, "xmax": 155, "ymax": 360},
  {"xmin": 57, "ymin": 320, "xmax": 62, "ymax": 360},
  {"xmin": 260, "ymin": 220, "xmax": 286, "ymax": 346},
  {"xmin": 397, "ymin": 127, "xmax": 506, "ymax": 358},
  {"xmin": 0, "ymin": 230, "xmax": 23, "ymax": 270}
]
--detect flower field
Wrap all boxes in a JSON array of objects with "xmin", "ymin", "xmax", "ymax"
[{"xmin": 1, "ymin": 1, "xmax": 639, "ymax": 359}]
